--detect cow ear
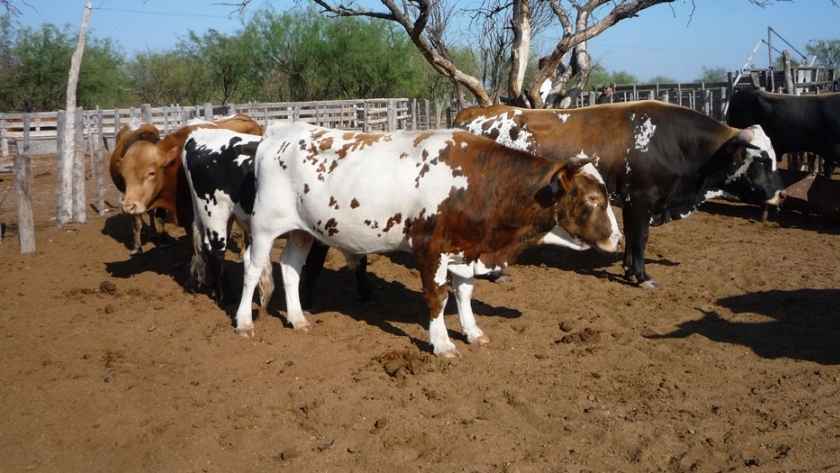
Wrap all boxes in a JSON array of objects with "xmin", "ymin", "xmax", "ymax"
[
  {"xmin": 162, "ymin": 147, "xmax": 179, "ymax": 168},
  {"xmin": 535, "ymin": 169, "xmax": 565, "ymax": 208},
  {"xmin": 733, "ymin": 128, "xmax": 760, "ymax": 150}
]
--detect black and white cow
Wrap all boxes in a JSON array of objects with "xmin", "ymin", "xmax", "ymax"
[
  {"xmin": 182, "ymin": 127, "xmax": 372, "ymax": 310},
  {"xmin": 728, "ymin": 89, "xmax": 840, "ymax": 178},
  {"xmin": 234, "ymin": 122, "xmax": 621, "ymax": 357},
  {"xmin": 454, "ymin": 102, "xmax": 786, "ymax": 289}
]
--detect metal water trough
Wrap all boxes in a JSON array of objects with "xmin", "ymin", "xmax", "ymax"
[{"xmin": 776, "ymin": 169, "xmax": 840, "ymax": 222}]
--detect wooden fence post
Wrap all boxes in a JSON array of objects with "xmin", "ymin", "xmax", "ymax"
[
  {"xmin": 72, "ymin": 107, "xmax": 86, "ymax": 223},
  {"xmin": 55, "ymin": 110, "xmax": 71, "ymax": 227},
  {"xmin": 141, "ymin": 104, "xmax": 152, "ymax": 123},
  {"xmin": 97, "ymin": 108, "xmax": 105, "ymax": 215},
  {"xmin": 15, "ymin": 116, "xmax": 35, "ymax": 253}
]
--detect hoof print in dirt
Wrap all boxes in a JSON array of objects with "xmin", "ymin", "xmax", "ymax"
[
  {"xmin": 374, "ymin": 350, "xmax": 430, "ymax": 378},
  {"xmin": 556, "ymin": 327, "xmax": 602, "ymax": 345},
  {"xmin": 99, "ymin": 281, "xmax": 117, "ymax": 295}
]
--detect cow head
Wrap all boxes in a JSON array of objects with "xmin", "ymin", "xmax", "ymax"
[
  {"xmin": 720, "ymin": 125, "xmax": 785, "ymax": 206},
  {"xmin": 540, "ymin": 153, "xmax": 621, "ymax": 253},
  {"xmin": 119, "ymin": 140, "xmax": 180, "ymax": 215}
]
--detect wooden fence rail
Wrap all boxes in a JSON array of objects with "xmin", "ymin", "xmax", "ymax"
[{"xmin": 0, "ymin": 98, "xmax": 448, "ymax": 157}]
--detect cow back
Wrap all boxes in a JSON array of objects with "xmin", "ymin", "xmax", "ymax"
[{"xmin": 256, "ymin": 122, "xmax": 567, "ymax": 257}]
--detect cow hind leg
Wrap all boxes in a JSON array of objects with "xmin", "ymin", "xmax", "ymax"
[
  {"xmin": 299, "ymin": 240, "xmax": 330, "ymax": 312},
  {"xmin": 234, "ymin": 228, "xmax": 279, "ymax": 337},
  {"xmin": 280, "ymin": 230, "xmax": 314, "ymax": 331},
  {"xmin": 344, "ymin": 253, "xmax": 374, "ymax": 303}
]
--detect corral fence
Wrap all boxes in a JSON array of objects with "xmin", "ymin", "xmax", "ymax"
[{"xmin": 0, "ymin": 98, "xmax": 448, "ymax": 158}]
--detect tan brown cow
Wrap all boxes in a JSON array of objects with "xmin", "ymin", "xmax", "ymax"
[
  {"xmin": 117, "ymin": 114, "xmax": 263, "ymax": 231},
  {"xmin": 109, "ymin": 123, "xmax": 163, "ymax": 255}
]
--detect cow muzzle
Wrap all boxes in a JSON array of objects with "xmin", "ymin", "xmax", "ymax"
[
  {"xmin": 122, "ymin": 200, "xmax": 147, "ymax": 215},
  {"xmin": 765, "ymin": 189, "xmax": 786, "ymax": 207}
]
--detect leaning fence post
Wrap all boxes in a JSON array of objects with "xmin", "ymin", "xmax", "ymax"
[
  {"xmin": 15, "ymin": 116, "xmax": 35, "ymax": 253},
  {"xmin": 97, "ymin": 107, "xmax": 105, "ymax": 215}
]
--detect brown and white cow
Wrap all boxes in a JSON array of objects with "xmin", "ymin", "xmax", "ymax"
[
  {"xmin": 109, "ymin": 122, "xmax": 164, "ymax": 255},
  {"xmin": 234, "ymin": 122, "xmax": 621, "ymax": 357},
  {"xmin": 454, "ymin": 102, "xmax": 786, "ymax": 289}
]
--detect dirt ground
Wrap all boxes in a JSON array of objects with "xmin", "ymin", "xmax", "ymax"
[{"xmin": 1, "ymin": 153, "xmax": 839, "ymax": 472}]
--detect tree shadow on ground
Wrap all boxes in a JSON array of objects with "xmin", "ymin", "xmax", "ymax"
[{"xmin": 648, "ymin": 288, "xmax": 840, "ymax": 365}]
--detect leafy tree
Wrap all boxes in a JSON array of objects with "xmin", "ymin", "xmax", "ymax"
[
  {"xmin": 695, "ymin": 66, "xmax": 728, "ymax": 83},
  {"xmin": 647, "ymin": 74, "xmax": 678, "ymax": 84},
  {"xmin": 77, "ymin": 37, "xmax": 129, "ymax": 109},
  {"xmin": 7, "ymin": 22, "xmax": 73, "ymax": 111},
  {"xmin": 806, "ymin": 39, "xmax": 840, "ymax": 68}
]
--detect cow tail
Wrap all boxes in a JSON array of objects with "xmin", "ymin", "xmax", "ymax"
[
  {"xmin": 257, "ymin": 260, "xmax": 274, "ymax": 309},
  {"xmin": 189, "ymin": 219, "xmax": 208, "ymax": 287}
]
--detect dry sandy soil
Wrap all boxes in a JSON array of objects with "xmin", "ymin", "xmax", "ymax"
[{"xmin": 1, "ymin": 153, "xmax": 839, "ymax": 472}]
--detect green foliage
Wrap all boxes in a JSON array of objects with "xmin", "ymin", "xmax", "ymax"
[
  {"xmin": 695, "ymin": 66, "xmax": 728, "ymax": 83},
  {"xmin": 646, "ymin": 74, "xmax": 678, "ymax": 85},
  {"xmin": 242, "ymin": 6, "xmax": 431, "ymax": 102},
  {"xmin": 587, "ymin": 65, "xmax": 639, "ymax": 89},
  {"xmin": 0, "ymin": 14, "xmax": 131, "ymax": 112},
  {"xmin": 805, "ymin": 39, "xmax": 840, "ymax": 68}
]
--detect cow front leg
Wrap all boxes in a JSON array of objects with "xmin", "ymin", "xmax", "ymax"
[
  {"xmin": 622, "ymin": 203, "xmax": 658, "ymax": 289},
  {"xmin": 418, "ymin": 262, "xmax": 459, "ymax": 357},
  {"xmin": 152, "ymin": 208, "xmax": 170, "ymax": 249},
  {"xmin": 130, "ymin": 214, "xmax": 143, "ymax": 256},
  {"xmin": 449, "ymin": 266, "xmax": 489, "ymax": 345},
  {"xmin": 280, "ymin": 230, "xmax": 314, "ymax": 331}
]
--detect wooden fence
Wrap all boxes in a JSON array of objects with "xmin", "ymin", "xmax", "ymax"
[{"xmin": 0, "ymin": 98, "xmax": 448, "ymax": 157}]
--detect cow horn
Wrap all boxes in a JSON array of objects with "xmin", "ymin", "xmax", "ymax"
[
  {"xmin": 733, "ymin": 127, "xmax": 760, "ymax": 150},
  {"xmin": 566, "ymin": 152, "xmax": 597, "ymax": 172}
]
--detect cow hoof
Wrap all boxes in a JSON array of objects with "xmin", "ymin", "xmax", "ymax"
[
  {"xmin": 129, "ymin": 248, "xmax": 143, "ymax": 257},
  {"xmin": 234, "ymin": 326, "xmax": 255, "ymax": 338},
  {"xmin": 436, "ymin": 348, "xmax": 461, "ymax": 358},
  {"xmin": 639, "ymin": 280, "xmax": 660, "ymax": 289},
  {"xmin": 292, "ymin": 322, "xmax": 311, "ymax": 332},
  {"xmin": 468, "ymin": 334, "xmax": 490, "ymax": 345},
  {"xmin": 491, "ymin": 275, "xmax": 511, "ymax": 284}
]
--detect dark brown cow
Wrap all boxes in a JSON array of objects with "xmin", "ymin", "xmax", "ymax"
[
  {"xmin": 454, "ymin": 102, "xmax": 785, "ymax": 289},
  {"xmin": 234, "ymin": 122, "xmax": 621, "ymax": 357},
  {"xmin": 727, "ymin": 89, "xmax": 840, "ymax": 178}
]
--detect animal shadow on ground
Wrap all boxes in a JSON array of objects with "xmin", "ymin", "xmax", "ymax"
[
  {"xmin": 703, "ymin": 200, "xmax": 840, "ymax": 236},
  {"xmin": 649, "ymin": 289, "xmax": 840, "ymax": 365},
  {"xmin": 220, "ymin": 253, "xmax": 523, "ymax": 353},
  {"xmin": 100, "ymin": 213, "xmax": 180, "ymax": 253}
]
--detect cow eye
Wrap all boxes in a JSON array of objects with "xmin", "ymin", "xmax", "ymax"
[
  {"xmin": 146, "ymin": 170, "xmax": 156, "ymax": 179},
  {"xmin": 588, "ymin": 195, "xmax": 601, "ymax": 206}
]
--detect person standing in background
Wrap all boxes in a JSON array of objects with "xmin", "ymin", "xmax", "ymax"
[{"xmin": 596, "ymin": 84, "xmax": 614, "ymax": 104}]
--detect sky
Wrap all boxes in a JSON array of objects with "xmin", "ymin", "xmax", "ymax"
[{"xmin": 11, "ymin": 0, "xmax": 840, "ymax": 83}]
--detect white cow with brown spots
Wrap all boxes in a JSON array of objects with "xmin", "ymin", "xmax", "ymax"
[{"xmin": 235, "ymin": 122, "xmax": 621, "ymax": 357}]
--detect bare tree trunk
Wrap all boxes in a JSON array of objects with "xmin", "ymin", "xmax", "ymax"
[
  {"xmin": 559, "ymin": 45, "xmax": 592, "ymax": 109},
  {"xmin": 508, "ymin": 0, "xmax": 531, "ymax": 107},
  {"xmin": 57, "ymin": 1, "xmax": 91, "ymax": 227}
]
